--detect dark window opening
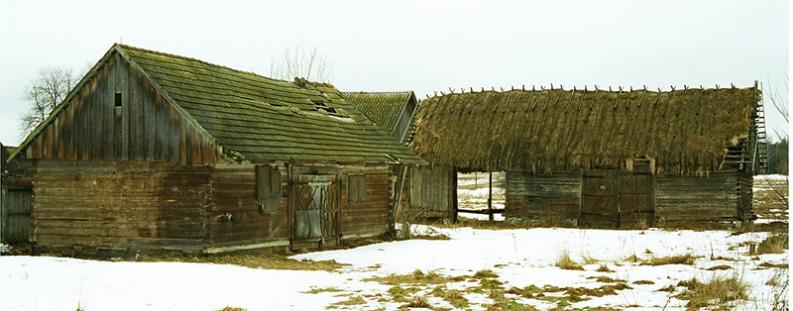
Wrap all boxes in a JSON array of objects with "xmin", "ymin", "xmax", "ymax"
[{"xmin": 114, "ymin": 92, "xmax": 123, "ymax": 107}]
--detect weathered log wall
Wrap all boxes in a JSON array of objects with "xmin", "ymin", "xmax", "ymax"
[
  {"xmin": 654, "ymin": 171, "xmax": 741, "ymax": 224},
  {"xmin": 32, "ymin": 161, "xmax": 211, "ymax": 255},
  {"xmin": 21, "ymin": 52, "xmax": 221, "ymax": 165},
  {"xmin": 504, "ymin": 171, "xmax": 580, "ymax": 223},
  {"xmin": 340, "ymin": 166, "xmax": 393, "ymax": 238},
  {"xmin": 206, "ymin": 164, "xmax": 289, "ymax": 252}
]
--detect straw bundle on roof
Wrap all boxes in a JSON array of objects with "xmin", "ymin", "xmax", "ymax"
[{"xmin": 411, "ymin": 86, "xmax": 758, "ymax": 175}]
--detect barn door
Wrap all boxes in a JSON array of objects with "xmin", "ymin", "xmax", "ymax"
[
  {"xmin": 580, "ymin": 173, "xmax": 619, "ymax": 227},
  {"xmin": 2, "ymin": 188, "xmax": 32, "ymax": 244},
  {"xmin": 290, "ymin": 176, "xmax": 339, "ymax": 250},
  {"xmin": 617, "ymin": 174, "xmax": 654, "ymax": 227}
]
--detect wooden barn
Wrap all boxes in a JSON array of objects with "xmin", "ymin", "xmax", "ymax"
[
  {"xmin": 411, "ymin": 86, "xmax": 767, "ymax": 227},
  {"xmin": 344, "ymin": 92, "xmax": 457, "ymax": 222},
  {"xmin": 7, "ymin": 44, "xmax": 423, "ymax": 256}
]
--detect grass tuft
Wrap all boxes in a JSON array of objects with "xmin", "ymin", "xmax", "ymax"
[
  {"xmin": 632, "ymin": 280, "xmax": 655, "ymax": 285},
  {"xmin": 217, "ymin": 307, "xmax": 246, "ymax": 311},
  {"xmin": 363, "ymin": 269, "xmax": 465, "ymax": 285},
  {"xmin": 140, "ymin": 252, "xmax": 343, "ymax": 272},
  {"xmin": 328, "ymin": 296, "xmax": 365, "ymax": 308},
  {"xmin": 641, "ymin": 253, "xmax": 696, "ymax": 266},
  {"xmin": 587, "ymin": 276, "xmax": 625, "ymax": 283},
  {"xmin": 749, "ymin": 233, "xmax": 788, "ymax": 255},
  {"xmin": 431, "ymin": 286, "xmax": 469, "ymax": 308},
  {"xmin": 675, "ymin": 276, "xmax": 748, "ymax": 309},
  {"xmin": 705, "ymin": 264, "xmax": 732, "ymax": 271},
  {"xmin": 472, "ymin": 269, "xmax": 499, "ymax": 279},
  {"xmin": 555, "ymin": 250, "xmax": 584, "ymax": 270},
  {"xmin": 303, "ymin": 287, "xmax": 344, "ymax": 294},
  {"xmin": 596, "ymin": 264, "xmax": 614, "ymax": 272},
  {"xmin": 400, "ymin": 296, "xmax": 432, "ymax": 309}
]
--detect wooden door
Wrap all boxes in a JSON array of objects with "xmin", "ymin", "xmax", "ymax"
[
  {"xmin": 2, "ymin": 188, "xmax": 32, "ymax": 244},
  {"xmin": 290, "ymin": 175, "xmax": 338, "ymax": 250},
  {"xmin": 580, "ymin": 173, "xmax": 619, "ymax": 227},
  {"xmin": 617, "ymin": 174, "xmax": 654, "ymax": 227}
]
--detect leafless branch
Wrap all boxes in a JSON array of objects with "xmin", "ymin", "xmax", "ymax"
[
  {"xmin": 19, "ymin": 67, "xmax": 78, "ymax": 137},
  {"xmin": 269, "ymin": 45, "xmax": 332, "ymax": 82}
]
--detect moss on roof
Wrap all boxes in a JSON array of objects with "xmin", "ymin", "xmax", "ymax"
[
  {"xmin": 115, "ymin": 45, "xmax": 422, "ymax": 165},
  {"xmin": 412, "ymin": 87, "xmax": 759, "ymax": 174},
  {"xmin": 343, "ymin": 92, "xmax": 414, "ymax": 137}
]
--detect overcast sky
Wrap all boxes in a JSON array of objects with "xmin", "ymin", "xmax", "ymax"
[{"xmin": 0, "ymin": 0, "xmax": 788, "ymax": 145}]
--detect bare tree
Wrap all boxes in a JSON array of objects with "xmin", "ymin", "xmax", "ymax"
[
  {"xmin": 20, "ymin": 67, "xmax": 78, "ymax": 136},
  {"xmin": 269, "ymin": 45, "xmax": 332, "ymax": 82}
]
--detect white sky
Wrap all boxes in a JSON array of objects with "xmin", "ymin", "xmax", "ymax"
[{"xmin": 0, "ymin": 0, "xmax": 788, "ymax": 145}]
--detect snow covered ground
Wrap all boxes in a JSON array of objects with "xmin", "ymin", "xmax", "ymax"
[{"xmin": 0, "ymin": 226, "xmax": 786, "ymax": 310}]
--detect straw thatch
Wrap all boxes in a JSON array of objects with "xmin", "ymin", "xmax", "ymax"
[{"xmin": 411, "ymin": 86, "xmax": 758, "ymax": 174}]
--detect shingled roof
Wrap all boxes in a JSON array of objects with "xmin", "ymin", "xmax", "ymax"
[
  {"xmin": 342, "ymin": 91, "xmax": 416, "ymax": 143},
  {"xmin": 12, "ymin": 44, "xmax": 423, "ymax": 165},
  {"xmin": 412, "ymin": 87, "xmax": 760, "ymax": 174}
]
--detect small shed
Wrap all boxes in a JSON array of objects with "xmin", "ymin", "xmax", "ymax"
[
  {"xmin": 412, "ymin": 86, "xmax": 766, "ymax": 227},
  {"xmin": 8, "ymin": 44, "xmax": 423, "ymax": 256},
  {"xmin": 343, "ymin": 92, "xmax": 456, "ymax": 222}
]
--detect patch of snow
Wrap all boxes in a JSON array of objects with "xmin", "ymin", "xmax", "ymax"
[
  {"xmin": 754, "ymin": 174, "xmax": 789, "ymax": 181},
  {"xmin": 0, "ymin": 243, "xmax": 9, "ymax": 254}
]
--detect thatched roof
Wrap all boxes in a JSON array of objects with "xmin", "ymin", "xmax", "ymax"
[
  {"xmin": 411, "ymin": 86, "xmax": 759, "ymax": 174},
  {"xmin": 343, "ymin": 91, "xmax": 416, "ymax": 142}
]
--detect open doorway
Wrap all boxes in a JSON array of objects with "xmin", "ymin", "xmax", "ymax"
[{"xmin": 456, "ymin": 172, "xmax": 506, "ymax": 221}]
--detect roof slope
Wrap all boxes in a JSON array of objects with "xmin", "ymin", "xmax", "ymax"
[
  {"xmin": 412, "ymin": 87, "xmax": 758, "ymax": 174},
  {"xmin": 343, "ymin": 92, "xmax": 414, "ymax": 137},
  {"xmin": 116, "ymin": 45, "xmax": 422, "ymax": 165}
]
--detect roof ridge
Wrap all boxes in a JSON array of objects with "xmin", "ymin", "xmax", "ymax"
[{"xmin": 115, "ymin": 43, "xmax": 336, "ymax": 89}]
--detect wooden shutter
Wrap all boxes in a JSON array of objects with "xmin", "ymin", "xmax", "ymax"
[
  {"xmin": 256, "ymin": 165, "xmax": 281, "ymax": 214},
  {"xmin": 348, "ymin": 174, "xmax": 368, "ymax": 203}
]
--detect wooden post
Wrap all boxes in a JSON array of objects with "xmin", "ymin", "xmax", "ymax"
[{"xmin": 487, "ymin": 172, "xmax": 494, "ymax": 221}]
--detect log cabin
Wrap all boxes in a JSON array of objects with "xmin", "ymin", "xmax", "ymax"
[
  {"xmin": 1, "ymin": 144, "xmax": 33, "ymax": 245},
  {"xmin": 7, "ymin": 44, "xmax": 423, "ymax": 256},
  {"xmin": 343, "ymin": 91, "xmax": 456, "ymax": 222},
  {"xmin": 411, "ymin": 86, "xmax": 767, "ymax": 227}
]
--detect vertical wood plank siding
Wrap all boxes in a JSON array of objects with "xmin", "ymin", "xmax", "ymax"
[
  {"xmin": 408, "ymin": 165, "xmax": 455, "ymax": 220},
  {"xmin": 23, "ymin": 53, "xmax": 221, "ymax": 165}
]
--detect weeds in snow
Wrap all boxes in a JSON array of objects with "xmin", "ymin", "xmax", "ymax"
[
  {"xmin": 675, "ymin": 275, "xmax": 748, "ymax": 310},
  {"xmin": 633, "ymin": 280, "xmax": 655, "ymax": 285},
  {"xmin": 641, "ymin": 253, "xmax": 697, "ymax": 266},
  {"xmin": 758, "ymin": 261, "xmax": 788, "ymax": 269},
  {"xmin": 140, "ymin": 253, "xmax": 344, "ymax": 272},
  {"xmin": 327, "ymin": 295, "xmax": 366, "ymax": 308},
  {"xmin": 555, "ymin": 250, "xmax": 584, "ymax": 270},
  {"xmin": 216, "ymin": 307, "xmax": 246, "ymax": 311},
  {"xmin": 749, "ymin": 233, "xmax": 788, "ymax": 255},
  {"xmin": 431, "ymin": 286, "xmax": 469, "ymax": 308},
  {"xmin": 303, "ymin": 287, "xmax": 344, "ymax": 294},
  {"xmin": 364, "ymin": 269, "xmax": 465, "ymax": 286},
  {"xmin": 705, "ymin": 264, "xmax": 732, "ymax": 271},
  {"xmin": 596, "ymin": 264, "xmax": 614, "ymax": 272}
]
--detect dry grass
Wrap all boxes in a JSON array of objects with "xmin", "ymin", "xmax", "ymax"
[
  {"xmin": 596, "ymin": 264, "xmax": 614, "ymax": 272},
  {"xmin": 140, "ymin": 252, "xmax": 343, "ymax": 272},
  {"xmin": 705, "ymin": 264, "xmax": 732, "ymax": 271},
  {"xmin": 216, "ymin": 307, "xmax": 246, "ymax": 311},
  {"xmin": 675, "ymin": 276, "xmax": 748, "ymax": 309},
  {"xmin": 303, "ymin": 287, "xmax": 344, "ymax": 294},
  {"xmin": 587, "ymin": 276, "xmax": 625, "ymax": 283},
  {"xmin": 472, "ymin": 269, "xmax": 499, "ymax": 279},
  {"xmin": 749, "ymin": 233, "xmax": 789, "ymax": 255},
  {"xmin": 399, "ymin": 296, "xmax": 432, "ymax": 309},
  {"xmin": 328, "ymin": 295, "xmax": 366, "ymax": 308},
  {"xmin": 364, "ymin": 269, "xmax": 465, "ymax": 286},
  {"xmin": 431, "ymin": 286, "xmax": 469, "ymax": 309},
  {"xmin": 633, "ymin": 280, "xmax": 655, "ymax": 285},
  {"xmin": 555, "ymin": 250, "xmax": 584, "ymax": 270},
  {"xmin": 641, "ymin": 253, "xmax": 696, "ymax": 266},
  {"xmin": 758, "ymin": 262, "xmax": 788, "ymax": 269}
]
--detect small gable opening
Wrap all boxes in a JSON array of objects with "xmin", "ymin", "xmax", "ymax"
[
  {"xmin": 114, "ymin": 92, "xmax": 122, "ymax": 107},
  {"xmin": 347, "ymin": 174, "xmax": 368, "ymax": 203},
  {"xmin": 256, "ymin": 165, "xmax": 282, "ymax": 214}
]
